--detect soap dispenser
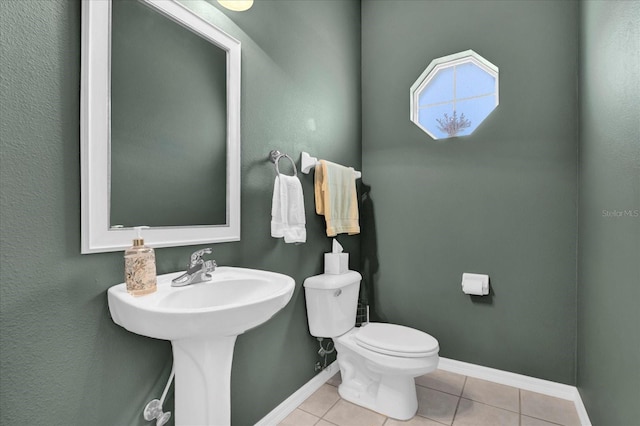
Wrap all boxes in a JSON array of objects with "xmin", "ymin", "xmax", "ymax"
[{"xmin": 125, "ymin": 226, "xmax": 157, "ymax": 296}]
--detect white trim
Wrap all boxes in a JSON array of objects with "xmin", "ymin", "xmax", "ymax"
[
  {"xmin": 573, "ymin": 390, "xmax": 592, "ymax": 426},
  {"xmin": 254, "ymin": 362, "xmax": 339, "ymax": 426},
  {"xmin": 438, "ymin": 358, "xmax": 592, "ymax": 426}
]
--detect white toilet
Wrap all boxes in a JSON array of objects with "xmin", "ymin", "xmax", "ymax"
[{"xmin": 304, "ymin": 271, "xmax": 439, "ymax": 420}]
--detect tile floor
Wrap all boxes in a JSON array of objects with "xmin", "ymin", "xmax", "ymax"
[{"xmin": 279, "ymin": 369, "xmax": 582, "ymax": 426}]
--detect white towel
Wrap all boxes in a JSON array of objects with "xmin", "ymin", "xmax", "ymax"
[{"xmin": 271, "ymin": 174, "xmax": 306, "ymax": 243}]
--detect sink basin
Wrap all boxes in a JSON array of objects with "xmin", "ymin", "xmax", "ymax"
[
  {"xmin": 107, "ymin": 266, "xmax": 295, "ymax": 426},
  {"xmin": 108, "ymin": 267, "xmax": 295, "ymax": 340}
]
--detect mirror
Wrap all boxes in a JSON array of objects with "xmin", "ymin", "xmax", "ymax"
[
  {"xmin": 81, "ymin": 0, "xmax": 241, "ymax": 253},
  {"xmin": 110, "ymin": 0, "xmax": 228, "ymax": 228}
]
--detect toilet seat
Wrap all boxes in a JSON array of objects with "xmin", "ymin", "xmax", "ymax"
[{"xmin": 355, "ymin": 323, "xmax": 439, "ymax": 358}]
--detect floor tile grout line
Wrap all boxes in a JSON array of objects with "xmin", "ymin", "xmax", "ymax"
[
  {"xmin": 320, "ymin": 398, "xmax": 388, "ymax": 426},
  {"xmin": 449, "ymin": 375, "xmax": 468, "ymax": 425},
  {"xmin": 457, "ymin": 396, "xmax": 521, "ymax": 415},
  {"xmin": 415, "ymin": 413, "xmax": 451, "ymax": 426},
  {"xmin": 296, "ymin": 385, "xmax": 342, "ymax": 419},
  {"xmin": 321, "ymin": 417, "xmax": 341, "ymax": 426},
  {"xmin": 415, "ymin": 382, "xmax": 466, "ymax": 398},
  {"xmin": 519, "ymin": 388, "xmax": 522, "ymax": 426},
  {"xmin": 450, "ymin": 396, "xmax": 463, "ymax": 426},
  {"xmin": 297, "ymin": 405, "xmax": 325, "ymax": 418},
  {"xmin": 416, "ymin": 376, "xmax": 466, "ymax": 397},
  {"xmin": 280, "ymin": 408, "xmax": 322, "ymax": 426},
  {"xmin": 520, "ymin": 413, "xmax": 566, "ymax": 426},
  {"xmin": 318, "ymin": 396, "xmax": 342, "ymax": 422},
  {"xmin": 517, "ymin": 390, "xmax": 575, "ymax": 426},
  {"xmin": 314, "ymin": 416, "xmax": 339, "ymax": 426},
  {"xmin": 460, "ymin": 374, "xmax": 468, "ymax": 396}
]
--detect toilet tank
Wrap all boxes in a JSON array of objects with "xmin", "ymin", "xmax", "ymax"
[{"xmin": 303, "ymin": 271, "xmax": 362, "ymax": 338}]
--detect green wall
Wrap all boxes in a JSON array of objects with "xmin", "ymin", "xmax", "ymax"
[
  {"xmin": 0, "ymin": 1, "xmax": 360, "ymax": 425},
  {"xmin": 361, "ymin": 0, "xmax": 579, "ymax": 384},
  {"xmin": 577, "ymin": 1, "xmax": 640, "ymax": 424}
]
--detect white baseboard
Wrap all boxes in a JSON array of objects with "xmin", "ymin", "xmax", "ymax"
[
  {"xmin": 255, "ymin": 358, "xmax": 592, "ymax": 426},
  {"xmin": 573, "ymin": 391, "xmax": 591, "ymax": 426},
  {"xmin": 254, "ymin": 361, "xmax": 339, "ymax": 426},
  {"xmin": 438, "ymin": 357, "xmax": 592, "ymax": 426}
]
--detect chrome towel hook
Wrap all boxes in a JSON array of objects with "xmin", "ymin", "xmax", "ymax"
[{"xmin": 269, "ymin": 150, "xmax": 298, "ymax": 176}]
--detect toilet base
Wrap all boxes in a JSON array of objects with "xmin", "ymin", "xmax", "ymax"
[
  {"xmin": 334, "ymin": 329, "xmax": 438, "ymax": 420},
  {"xmin": 337, "ymin": 363, "xmax": 419, "ymax": 420}
]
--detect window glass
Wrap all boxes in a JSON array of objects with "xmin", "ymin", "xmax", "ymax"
[
  {"xmin": 455, "ymin": 62, "xmax": 495, "ymax": 99},
  {"xmin": 419, "ymin": 67, "xmax": 454, "ymax": 106}
]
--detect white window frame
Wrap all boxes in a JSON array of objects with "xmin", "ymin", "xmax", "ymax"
[{"xmin": 410, "ymin": 50, "xmax": 499, "ymax": 140}]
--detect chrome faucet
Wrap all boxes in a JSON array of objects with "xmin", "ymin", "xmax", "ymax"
[{"xmin": 171, "ymin": 248, "xmax": 217, "ymax": 287}]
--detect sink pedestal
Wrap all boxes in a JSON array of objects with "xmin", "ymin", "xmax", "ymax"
[
  {"xmin": 172, "ymin": 336, "xmax": 237, "ymax": 426},
  {"xmin": 107, "ymin": 268, "xmax": 295, "ymax": 426}
]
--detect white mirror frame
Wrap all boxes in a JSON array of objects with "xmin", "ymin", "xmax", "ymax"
[{"xmin": 80, "ymin": 0, "xmax": 241, "ymax": 254}]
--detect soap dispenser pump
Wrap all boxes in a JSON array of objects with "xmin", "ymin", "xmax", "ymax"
[{"xmin": 124, "ymin": 226, "xmax": 157, "ymax": 296}]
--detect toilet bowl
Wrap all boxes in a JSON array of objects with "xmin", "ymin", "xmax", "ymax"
[
  {"xmin": 334, "ymin": 323, "xmax": 439, "ymax": 420},
  {"xmin": 303, "ymin": 271, "xmax": 439, "ymax": 420}
]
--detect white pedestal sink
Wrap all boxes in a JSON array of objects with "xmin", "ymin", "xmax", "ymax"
[{"xmin": 107, "ymin": 267, "xmax": 295, "ymax": 426}]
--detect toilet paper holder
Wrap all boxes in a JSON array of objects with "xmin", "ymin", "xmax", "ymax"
[{"xmin": 461, "ymin": 273, "xmax": 490, "ymax": 296}]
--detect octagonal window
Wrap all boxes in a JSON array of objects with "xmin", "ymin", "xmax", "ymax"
[{"xmin": 410, "ymin": 50, "xmax": 499, "ymax": 140}]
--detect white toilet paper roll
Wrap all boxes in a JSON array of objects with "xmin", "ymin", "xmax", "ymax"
[
  {"xmin": 462, "ymin": 280, "xmax": 485, "ymax": 295},
  {"xmin": 461, "ymin": 273, "xmax": 489, "ymax": 295}
]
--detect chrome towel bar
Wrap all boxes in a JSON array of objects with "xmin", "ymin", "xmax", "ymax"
[{"xmin": 300, "ymin": 151, "xmax": 361, "ymax": 178}]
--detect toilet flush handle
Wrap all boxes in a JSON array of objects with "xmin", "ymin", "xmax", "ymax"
[{"xmin": 334, "ymin": 289, "xmax": 342, "ymax": 297}]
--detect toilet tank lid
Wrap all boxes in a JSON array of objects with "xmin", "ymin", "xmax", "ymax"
[{"xmin": 303, "ymin": 271, "xmax": 362, "ymax": 290}]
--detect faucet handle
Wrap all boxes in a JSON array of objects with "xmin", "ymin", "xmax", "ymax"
[
  {"xmin": 189, "ymin": 248, "xmax": 213, "ymax": 268},
  {"xmin": 203, "ymin": 259, "xmax": 217, "ymax": 272}
]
